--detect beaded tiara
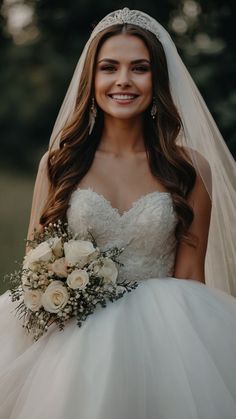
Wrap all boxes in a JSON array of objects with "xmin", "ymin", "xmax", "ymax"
[{"xmin": 90, "ymin": 7, "xmax": 160, "ymax": 40}]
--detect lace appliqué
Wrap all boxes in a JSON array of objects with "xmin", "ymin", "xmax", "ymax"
[{"xmin": 67, "ymin": 189, "xmax": 178, "ymax": 283}]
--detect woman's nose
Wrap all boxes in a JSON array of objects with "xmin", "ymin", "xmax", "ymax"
[{"xmin": 115, "ymin": 69, "xmax": 131, "ymax": 87}]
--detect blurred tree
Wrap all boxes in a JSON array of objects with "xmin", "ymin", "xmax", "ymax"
[{"xmin": 169, "ymin": 0, "xmax": 236, "ymax": 155}]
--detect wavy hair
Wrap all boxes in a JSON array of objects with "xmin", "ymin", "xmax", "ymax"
[{"xmin": 40, "ymin": 23, "xmax": 197, "ymax": 246}]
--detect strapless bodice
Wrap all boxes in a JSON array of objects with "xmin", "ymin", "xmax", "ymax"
[{"xmin": 67, "ymin": 188, "xmax": 178, "ymax": 282}]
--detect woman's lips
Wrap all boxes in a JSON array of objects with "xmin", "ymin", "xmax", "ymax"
[{"xmin": 107, "ymin": 94, "xmax": 139, "ymax": 105}]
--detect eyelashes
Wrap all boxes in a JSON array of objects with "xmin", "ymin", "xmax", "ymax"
[{"xmin": 99, "ymin": 65, "xmax": 150, "ymax": 73}]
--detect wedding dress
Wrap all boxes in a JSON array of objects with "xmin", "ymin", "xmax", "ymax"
[{"xmin": 0, "ymin": 188, "xmax": 236, "ymax": 419}]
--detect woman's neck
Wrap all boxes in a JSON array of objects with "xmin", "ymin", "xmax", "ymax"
[{"xmin": 98, "ymin": 115, "xmax": 146, "ymax": 156}]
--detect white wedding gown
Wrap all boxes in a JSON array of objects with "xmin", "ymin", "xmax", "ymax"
[{"xmin": 1, "ymin": 187, "xmax": 236, "ymax": 419}]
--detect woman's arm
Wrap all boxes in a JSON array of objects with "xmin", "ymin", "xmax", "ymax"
[{"xmin": 173, "ymin": 155, "xmax": 212, "ymax": 284}]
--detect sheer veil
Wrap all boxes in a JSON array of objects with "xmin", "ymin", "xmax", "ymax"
[{"xmin": 26, "ymin": 8, "xmax": 236, "ymax": 296}]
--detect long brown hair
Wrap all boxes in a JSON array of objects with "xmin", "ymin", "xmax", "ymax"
[{"xmin": 40, "ymin": 23, "xmax": 197, "ymax": 246}]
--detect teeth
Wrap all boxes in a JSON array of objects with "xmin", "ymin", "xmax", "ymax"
[{"xmin": 110, "ymin": 94, "xmax": 137, "ymax": 100}]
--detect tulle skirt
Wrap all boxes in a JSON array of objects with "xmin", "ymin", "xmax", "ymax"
[{"xmin": 1, "ymin": 277, "xmax": 236, "ymax": 419}]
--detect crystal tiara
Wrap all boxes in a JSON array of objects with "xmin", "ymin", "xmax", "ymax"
[{"xmin": 91, "ymin": 8, "xmax": 160, "ymax": 39}]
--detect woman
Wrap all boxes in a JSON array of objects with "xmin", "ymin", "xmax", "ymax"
[{"xmin": 0, "ymin": 8, "xmax": 236, "ymax": 419}]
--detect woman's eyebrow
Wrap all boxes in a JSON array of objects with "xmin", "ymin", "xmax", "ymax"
[{"xmin": 97, "ymin": 58, "xmax": 150, "ymax": 64}]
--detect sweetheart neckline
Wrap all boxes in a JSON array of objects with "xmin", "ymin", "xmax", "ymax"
[{"xmin": 72, "ymin": 187, "xmax": 172, "ymax": 218}]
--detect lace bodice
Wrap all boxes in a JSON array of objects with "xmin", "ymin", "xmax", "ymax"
[{"xmin": 67, "ymin": 188, "xmax": 178, "ymax": 283}]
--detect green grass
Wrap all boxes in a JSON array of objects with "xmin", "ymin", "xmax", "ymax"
[{"xmin": 0, "ymin": 170, "xmax": 35, "ymax": 294}]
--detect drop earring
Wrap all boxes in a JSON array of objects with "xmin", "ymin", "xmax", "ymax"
[
  {"xmin": 151, "ymin": 96, "xmax": 158, "ymax": 119},
  {"xmin": 89, "ymin": 97, "xmax": 97, "ymax": 135}
]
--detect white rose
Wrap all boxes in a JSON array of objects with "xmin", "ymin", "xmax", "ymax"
[
  {"xmin": 64, "ymin": 239, "xmax": 96, "ymax": 268},
  {"xmin": 41, "ymin": 280, "xmax": 69, "ymax": 313},
  {"xmin": 66, "ymin": 269, "xmax": 89, "ymax": 290},
  {"xmin": 93, "ymin": 258, "xmax": 118, "ymax": 284},
  {"xmin": 48, "ymin": 257, "xmax": 68, "ymax": 278},
  {"xmin": 23, "ymin": 242, "xmax": 53, "ymax": 271},
  {"xmin": 24, "ymin": 289, "xmax": 43, "ymax": 312},
  {"xmin": 23, "ymin": 251, "xmax": 39, "ymax": 272},
  {"xmin": 48, "ymin": 237, "xmax": 63, "ymax": 258}
]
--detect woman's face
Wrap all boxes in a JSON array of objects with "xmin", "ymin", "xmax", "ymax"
[{"xmin": 94, "ymin": 33, "xmax": 153, "ymax": 120}]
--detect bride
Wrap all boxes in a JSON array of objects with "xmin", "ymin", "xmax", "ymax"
[{"xmin": 1, "ymin": 8, "xmax": 236, "ymax": 419}]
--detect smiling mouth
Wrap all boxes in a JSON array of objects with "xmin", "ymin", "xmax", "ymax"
[{"xmin": 107, "ymin": 94, "xmax": 139, "ymax": 103}]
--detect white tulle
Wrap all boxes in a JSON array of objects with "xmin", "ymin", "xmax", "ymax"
[{"xmin": 1, "ymin": 190, "xmax": 236, "ymax": 418}]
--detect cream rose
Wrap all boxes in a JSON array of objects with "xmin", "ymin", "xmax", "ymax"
[
  {"xmin": 48, "ymin": 257, "xmax": 68, "ymax": 278},
  {"xmin": 93, "ymin": 258, "xmax": 118, "ymax": 284},
  {"xmin": 64, "ymin": 239, "xmax": 96, "ymax": 268},
  {"xmin": 48, "ymin": 237, "xmax": 63, "ymax": 258},
  {"xmin": 24, "ymin": 289, "xmax": 43, "ymax": 312},
  {"xmin": 23, "ymin": 242, "xmax": 53, "ymax": 271},
  {"xmin": 66, "ymin": 269, "xmax": 89, "ymax": 290},
  {"xmin": 41, "ymin": 281, "xmax": 69, "ymax": 313}
]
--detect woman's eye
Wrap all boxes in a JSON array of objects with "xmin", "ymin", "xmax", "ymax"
[
  {"xmin": 100, "ymin": 66, "xmax": 116, "ymax": 71},
  {"xmin": 133, "ymin": 66, "xmax": 149, "ymax": 72},
  {"xmin": 99, "ymin": 65, "xmax": 150, "ymax": 72}
]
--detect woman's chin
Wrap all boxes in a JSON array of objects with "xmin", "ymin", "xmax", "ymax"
[{"xmin": 103, "ymin": 109, "xmax": 144, "ymax": 121}]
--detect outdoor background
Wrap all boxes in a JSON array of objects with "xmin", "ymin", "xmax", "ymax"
[{"xmin": 1, "ymin": 0, "xmax": 235, "ymax": 294}]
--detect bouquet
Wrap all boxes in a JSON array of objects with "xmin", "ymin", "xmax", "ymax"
[{"xmin": 7, "ymin": 220, "xmax": 139, "ymax": 341}]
